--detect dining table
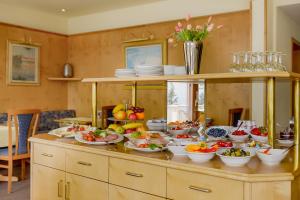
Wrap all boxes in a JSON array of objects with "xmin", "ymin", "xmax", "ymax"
[{"xmin": 0, "ymin": 125, "xmax": 16, "ymax": 148}]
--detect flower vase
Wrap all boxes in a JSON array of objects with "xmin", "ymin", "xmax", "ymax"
[{"xmin": 183, "ymin": 41, "xmax": 203, "ymax": 75}]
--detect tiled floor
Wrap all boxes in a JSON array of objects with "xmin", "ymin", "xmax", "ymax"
[{"xmin": 0, "ymin": 164, "xmax": 30, "ymax": 200}]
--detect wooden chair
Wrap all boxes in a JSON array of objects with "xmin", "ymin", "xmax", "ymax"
[
  {"xmin": 228, "ymin": 108, "xmax": 243, "ymax": 127},
  {"xmin": 0, "ymin": 109, "xmax": 40, "ymax": 193}
]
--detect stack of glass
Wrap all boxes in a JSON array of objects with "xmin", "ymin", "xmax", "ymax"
[{"xmin": 229, "ymin": 52, "xmax": 287, "ymax": 72}]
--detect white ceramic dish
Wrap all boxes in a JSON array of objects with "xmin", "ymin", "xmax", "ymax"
[
  {"xmin": 125, "ymin": 131, "xmax": 168, "ymax": 146},
  {"xmin": 124, "ymin": 141, "xmax": 167, "ymax": 152},
  {"xmin": 186, "ymin": 151, "xmax": 216, "ymax": 163},
  {"xmin": 277, "ymin": 139, "xmax": 294, "ymax": 146},
  {"xmin": 205, "ymin": 126, "xmax": 231, "ymax": 141},
  {"xmin": 167, "ymin": 144, "xmax": 186, "ymax": 156},
  {"xmin": 228, "ymin": 128, "xmax": 249, "ymax": 142},
  {"xmin": 250, "ymin": 133, "xmax": 268, "ymax": 143},
  {"xmin": 168, "ymin": 128, "xmax": 190, "ymax": 136},
  {"xmin": 256, "ymin": 149, "xmax": 289, "ymax": 166},
  {"xmin": 48, "ymin": 125, "xmax": 94, "ymax": 138},
  {"xmin": 74, "ymin": 132, "xmax": 124, "ymax": 145},
  {"xmin": 216, "ymin": 148, "xmax": 253, "ymax": 167}
]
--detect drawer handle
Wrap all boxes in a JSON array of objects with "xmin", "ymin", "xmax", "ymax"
[
  {"xmin": 188, "ymin": 185, "xmax": 212, "ymax": 193},
  {"xmin": 41, "ymin": 153, "xmax": 53, "ymax": 157},
  {"xmin": 77, "ymin": 161, "xmax": 92, "ymax": 166},
  {"xmin": 126, "ymin": 172, "xmax": 143, "ymax": 178},
  {"xmin": 65, "ymin": 181, "xmax": 70, "ymax": 200},
  {"xmin": 57, "ymin": 180, "xmax": 63, "ymax": 197}
]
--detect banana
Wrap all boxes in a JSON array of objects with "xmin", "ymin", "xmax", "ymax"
[
  {"xmin": 122, "ymin": 123, "xmax": 143, "ymax": 130},
  {"xmin": 112, "ymin": 104, "xmax": 125, "ymax": 114},
  {"xmin": 108, "ymin": 124, "xmax": 120, "ymax": 131}
]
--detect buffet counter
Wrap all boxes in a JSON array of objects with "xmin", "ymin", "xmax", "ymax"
[{"xmin": 29, "ymin": 134, "xmax": 299, "ymax": 200}]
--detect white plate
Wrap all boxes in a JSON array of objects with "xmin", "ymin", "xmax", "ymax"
[
  {"xmin": 124, "ymin": 141, "xmax": 167, "ymax": 152},
  {"xmin": 48, "ymin": 125, "xmax": 94, "ymax": 138},
  {"xmin": 74, "ymin": 132, "xmax": 124, "ymax": 145}
]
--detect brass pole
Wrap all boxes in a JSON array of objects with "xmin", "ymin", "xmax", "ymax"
[
  {"xmin": 132, "ymin": 82, "xmax": 137, "ymax": 106},
  {"xmin": 267, "ymin": 77, "xmax": 275, "ymax": 147},
  {"xmin": 92, "ymin": 82, "xmax": 98, "ymax": 127},
  {"xmin": 294, "ymin": 79, "xmax": 300, "ymax": 172}
]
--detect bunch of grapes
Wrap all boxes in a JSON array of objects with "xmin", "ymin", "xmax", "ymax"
[{"xmin": 129, "ymin": 106, "xmax": 144, "ymax": 113}]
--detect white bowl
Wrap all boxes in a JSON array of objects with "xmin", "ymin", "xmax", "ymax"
[
  {"xmin": 228, "ymin": 128, "xmax": 249, "ymax": 142},
  {"xmin": 205, "ymin": 126, "xmax": 231, "ymax": 141},
  {"xmin": 256, "ymin": 149, "xmax": 289, "ymax": 166},
  {"xmin": 186, "ymin": 151, "xmax": 215, "ymax": 163},
  {"xmin": 250, "ymin": 134, "xmax": 268, "ymax": 143},
  {"xmin": 168, "ymin": 128, "xmax": 190, "ymax": 136},
  {"xmin": 217, "ymin": 149, "xmax": 253, "ymax": 167},
  {"xmin": 167, "ymin": 144, "xmax": 186, "ymax": 156}
]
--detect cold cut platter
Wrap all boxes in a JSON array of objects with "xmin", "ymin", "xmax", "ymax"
[{"xmin": 75, "ymin": 129, "xmax": 124, "ymax": 145}]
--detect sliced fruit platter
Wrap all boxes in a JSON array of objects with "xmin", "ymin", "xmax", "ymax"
[
  {"xmin": 48, "ymin": 125, "xmax": 95, "ymax": 138},
  {"xmin": 185, "ymin": 142, "xmax": 218, "ymax": 163},
  {"xmin": 75, "ymin": 129, "xmax": 124, "ymax": 145},
  {"xmin": 124, "ymin": 141, "xmax": 167, "ymax": 152}
]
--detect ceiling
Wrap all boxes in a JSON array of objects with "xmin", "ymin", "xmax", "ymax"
[
  {"xmin": 280, "ymin": 3, "xmax": 300, "ymax": 26},
  {"xmin": 0, "ymin": 0, "xmax": 163, "ymax": 17}
]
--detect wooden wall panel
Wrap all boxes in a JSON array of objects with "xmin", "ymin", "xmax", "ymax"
[
  {"xmin": 68, "ymin": 11, "xmax": 251, "ymax": 124},
  {"xmin": 0, "ymin": 24, "xmax": 68, "ymax": 112}
]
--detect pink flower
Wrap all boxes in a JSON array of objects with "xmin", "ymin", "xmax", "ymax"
[
  {"xmin": 196, "ymin": 25, "xmax": 202, "ymax": 30},
  {"xmin": 207, "ymin": 23, "xmax": 214, "ymax": 32},
  {"xmin": 217, "ymin": 25, "xmax": 223, "ymax": 29},
  {"xmin": 207, "ymin": 16, "xmax": 212, "ymax": 24},
  {"xmin": 187, "ymin": 24, "xmax": 192, "ymax": 30},
  {"xmin": 175, "ymin": 26, "xmax": 181, "ymax": 32},
  {"xmin": 177, "ymin": 22, "xmax": 183, "ymax": 28},
  {"xmin": 186, "ymin": 14, "xmax": 191, "ymax": 21},
  {"xmin": 168, "ymin": 38, "xmax": 174, "ymax": 43}
]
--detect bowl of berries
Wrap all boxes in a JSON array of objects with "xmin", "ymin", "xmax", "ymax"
[
  {"xmin": 205, "ymin": 126, "xmax": 230, "ymax": 141},
  {"xmin": 250, "ymin": 127, "xmax": 268, "ymax": 143},
  {"xmin": 228, "ymin": 128, "xmax": 250, "ymax": 142}
]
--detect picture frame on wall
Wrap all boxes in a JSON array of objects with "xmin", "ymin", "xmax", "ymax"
[
  {"xmin": 6, "ymin": 40, "xmax": 40, "ymax": 85},
  {"xmin": 123, "ymin": 39, "xmax": 167, "ymax": 69}
]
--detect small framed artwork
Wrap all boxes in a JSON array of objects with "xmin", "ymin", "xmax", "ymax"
[
  {"xmin": 6, "ymin": 40, "xmax": 40, "ymax": 85},
  {"xmin": 123, "ymin": 39, "xmax": 167, "ymax": 69}
]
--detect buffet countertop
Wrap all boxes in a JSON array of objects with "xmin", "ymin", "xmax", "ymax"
[{"xmin": 29, "ymin": 134, "xmax": 296, "ymax": 182}]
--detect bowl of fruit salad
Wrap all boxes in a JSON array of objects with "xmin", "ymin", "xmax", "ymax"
[
  {"xmin": 168, "ymin": 126, "xmax": 190, "ymax": 136},
  {"xmin": 212, "ymin": 140, "xmax": 235, "ymax": 148},
  {"xmin": 217, "ymin": 148, "xmax": 253, "ymax": 167},
  {"xmin": 228, "ymin": 128, "xmax": 250, "ymax": 142},
  {"xmin": 250, "ymin": 127, "xmax": 268, "ymax": 143},
  {"xmin": 185, "ymin": 142, "xmax": 218, "ymax": 163}
]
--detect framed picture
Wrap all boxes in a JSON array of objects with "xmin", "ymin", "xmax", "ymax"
[
  {"xmin": 123, "ymin": 39, "xmax": 167, "ymax": 69},
  {"xmin": 6, "ymin": 40, "xmax": 40, "ymax": 85}
]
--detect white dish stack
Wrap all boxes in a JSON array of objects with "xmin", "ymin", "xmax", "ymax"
[
  {"xmin": 135, "ymin": 65, "xmax": 164, "ymax": 76},
  {"xmin": 114, "ymin": 69, "xmax": 136, "ymax": 77}
]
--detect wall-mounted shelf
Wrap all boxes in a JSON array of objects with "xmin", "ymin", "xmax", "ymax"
[
  {"xmin": 81, "ymin": 72, "xmax": 300, "ymax": 83},
  {"xmin": 48, "ymin": 77, "xmax": 82, "ymax": 81}
]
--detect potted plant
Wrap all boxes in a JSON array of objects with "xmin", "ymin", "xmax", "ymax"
[{"xmin": 168, "ymin": 15, "xmax": 222, "ymax": 75}]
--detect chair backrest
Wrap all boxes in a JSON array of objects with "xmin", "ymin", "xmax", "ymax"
[
  {"xmin": 7, "ymin": 109, "xmax": 40, "ymax": 156},
  {"xmin": 228, "ymin": 108, "xmax": 243, "ymax": 127}
]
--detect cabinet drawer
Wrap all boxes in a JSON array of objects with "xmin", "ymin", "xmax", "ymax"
[
  {"xmin": 109, "ymin": 158, "xmax": 166, "ymax": 197},
  {"xmin": 33, "ymin": 143, "xmax": 65, "ymax": 170},
  {"xmin": 66, "ymin": 149, "xmax": 108, "ymax": 182},
  {"xmin": 109, "ymin": 184, "xmax": 165, "ymax": 200},
  {"xmin": 167, "ymin": 168, "xmax": 243, "ymax": 200}
]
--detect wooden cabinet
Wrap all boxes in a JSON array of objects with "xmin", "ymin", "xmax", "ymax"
[
  {"xmin": 167, "ymin": 168, "xmax": 244, "ymax": 200},
  {"xmin": 32, "ymin": 164, "xmax": 65, "ymax": 200},
  {"xmin": 109, "ymin": 157, "xmax": 166, "ymax": 197},
  {"xmin": 109, "ymin": 184, "xmax": 165, "ymax": 200},
  {"xmin": 66, "ymin": 149, "xmax": 108, "ymax": 181},
  {"xmin": 33, "ymin": 143, "xmax": 65, "ymax": 170},
  {"xmin": 66, "ymin": 173, "xmax": 108, "ymax": 200}
]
